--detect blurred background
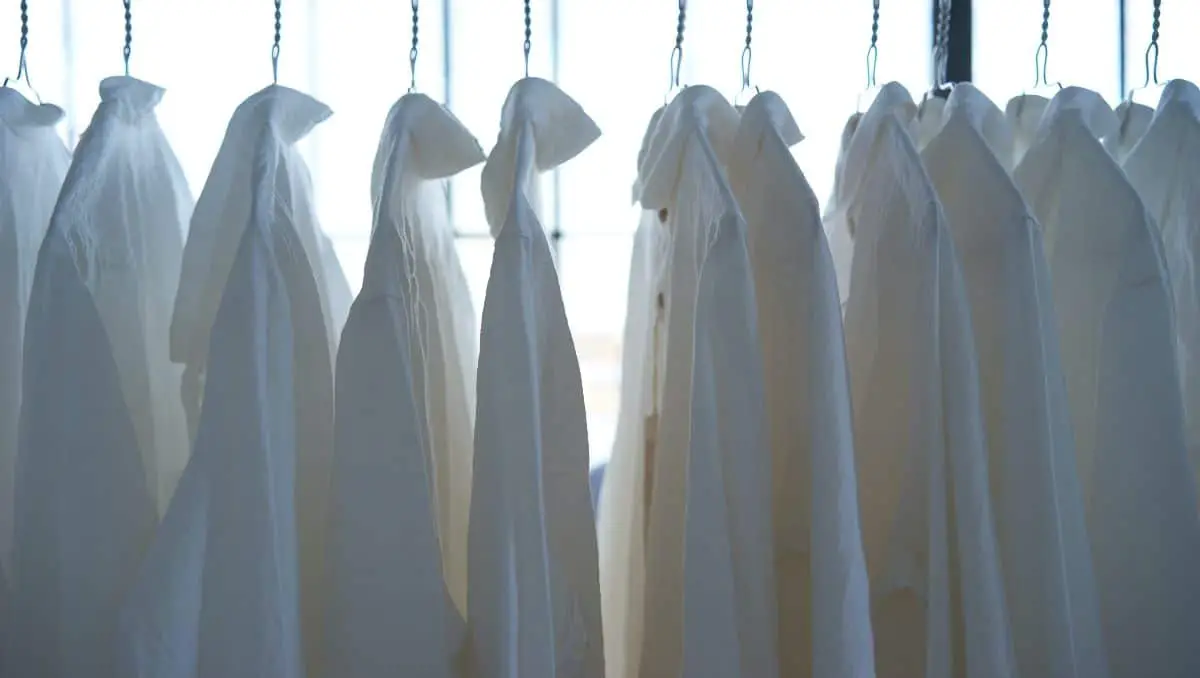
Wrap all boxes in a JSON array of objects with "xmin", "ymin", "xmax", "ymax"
[{"xmin": 5, "ymin": 0, "xmax": 1195, "ymax": 467}]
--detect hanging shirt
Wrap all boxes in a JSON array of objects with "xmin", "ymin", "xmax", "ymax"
[
  {"xmin": 729, "ymin": 91, "xmax": 875, "ymax": 678},
  {"xmin": 4, "ymin": 76, "xmax": 187, "ymax": 678},
  {"xmin": 1014, "ymin": 85, "xmax": 1200, "ymax": 678},
  {"xmin": 1121, "ymin": 79, "xmax": 1200, "ymax": 488},
  {"xmin": 842, "ymin": 82, "xmax": 1015, "ymax": 678},
  {"xmin": 358, "ymin": 93, "xmax": 483, "ymax": 617},
  {"xmin": 1103, "ymin": 100, "xmax": 1153, "ymax": 163},
  {"xmin": 924, "ymin": 83, "xmax": 1108, "ymax": 678},
  {"xmin": 0, "ymin": 88, "xmax": 69, "ymax": 575},
  {"xmin": 911, "ymin": 95, "xmax": 946, "ymax": 150},
  {"xmin": 634, "ymin": 85, "xmax": 779, "ymax": 678},
  {"xmin": 316, "ymin": 229, "xmax": 352, "ymax": 337},
  {"xmin": 119, "ymin": 85, "xmax": 335, "ymax": 678},
  {"xmin": 468, "ymin": 76, "xmax": 603, "ymax": 678},
  {"xmin": 596, "ymin": 106, "xmax": 668, "ymax": 678},
  {"xmin": 825, "ymin": 86, "xmax": 916, "ymax": 306},
  {"xmin": 322, "ymin": 92, "xmax": 482, "ymax": 678},
  {"xmin": 1004, "ymin": 93, "xmax": 1051, "ymax": 169}
]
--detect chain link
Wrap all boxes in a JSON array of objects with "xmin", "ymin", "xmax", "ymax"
[
  {"xmin": 123, "ymin": 0, "xmax": 132, "ymax": 76},
  {"xmin": 1144, "ymin": 0, "xmax": 1161, "ymax": 86},
  {"xmin": 866, "ymin": 0, "xmax": 880, "ymax": 88},
  {"xmin": 15, "ymin": 0, "xmax": 28, "ymax": 82},
  {"xmin": 740, "ymin": 0, "xmax": 753, "ymax": 91},
  {"xmin": 410, "ymin": 0, "xmax": 419, "ymax": 91},
  {"xmin": 272, "ymin": 0, "xmax": 282, "ymax": 84},
  {"xmin": 669, "ymin": 0, "xmax": 686, "ymax": 91},
  {"xmin": 1034, "ymin": 0, "xmax": 1050, "ymax": 87},
  {"xmin": 523, "ymin": 0, "xmax": 531, "ymax": 78}
]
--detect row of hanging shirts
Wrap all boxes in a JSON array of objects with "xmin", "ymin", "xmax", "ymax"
[
  {"xmin": 598, "ymin": 75, "xmax": 1200, "ymax": 678},
  {"xmin": 2, "ymin": 21, "xmax": 1200, "ymax": 678}
]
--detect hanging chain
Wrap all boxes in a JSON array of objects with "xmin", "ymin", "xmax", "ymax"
[
  {"xmin": 669, "ymin": 0, "xmax": 686, "ymax": 91},
  {"xmin": 14, "ymin": 0, "xmax": 28, "ymax": 84},
  {"xmin": 1034, "ymin": 0, "xmax": 1050, "ymax": 87},
  {"xmin": 1143, "ymin": 0, "xmax": 1161, "ymax": 87},
  {"xmin": 523, "ymin": 0, "xmax": 531, "ymax": 78},
  {"xmin": 740, "ymin": 1, "xmax": 753, "ymax": 91},
  {"xmin": 866, "ymin": 0, "xmax": 879, "ymax": 88},
  {"xmin": 123, "ymin": 0, "xmax": 132, "ymax": 76},
  {"xmin": 272, "ymin": 0, "xmax": 282, "ymax": 84},
  {"xmin": 410, "ymin": 0, "xmax": 419, "ymax": 91},
  {"xmin": 934, "ymin": 0, "xmax": 951, "ymax": 87}
]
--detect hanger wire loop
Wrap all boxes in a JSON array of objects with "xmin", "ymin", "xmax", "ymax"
[
  {"xmin": 1143, "ymin": 0, "xmax": 1160, "ymax": 88},
  {"xmin": 410, "ymin": 0, "xmax": 419, "ymax": 91},
  {"xmin": 523, "ymin": 0, "xmax": 531, "ymax": 78},
  {"xmin": 4, "ymin": 0, "xmax": 33, "ymax": 94},
  {"xmin": 668, "ymin": 1, "xmax": 686, "ymax": 92},
  {"xmin": 740, "ymin": 0, "xmax": 753, "ymax": 91},
  {"xmin": 272, "ymin": 0, "xmax": 282, "ymax": 84},
  {"xmin": 866, "ymin": 0, "xmax": 880, "ymax": 89},
  {"xmin": 1033, "ymin": 0, "xmax": 1050, "ymax": 87},
  {"xmin": 123, "ymin": 0, "xmax": 132, "ymax": 76}
]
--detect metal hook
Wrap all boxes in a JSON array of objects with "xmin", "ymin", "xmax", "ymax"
[
  {"xmin": 666, "ymin": 1, "xmax": 686, "ymax": 96},
  {"xmin": 409, "ymin": 0, "xmax": 419, "ymax": 92},
  {"xmin": 123, "ymin": 0, "xmax": 132, "ymax": 76},
  {"xmin": 272, "ymin": 0, "xmax": 282, "ymax": 84},
  {"xmin": 2, "ymin": 0, "xmax": 38, "ymax": 102},
  {"xmin": 740, "ymin": 0, "xmax": 753, "ymax": 92},
  {"xmin": 866, "ymin": 0, "xmax": 880, "ymax": 89},
  {"xmin": 1142, "ymin": 0, "xmax": 1161, "ymax": 88},
  {"xmin": 932, "ymin": 0, "xmax": 951, "ymax": 88},
  {"xmin": 523, "ymin": 0, "xmax": 531, "ymax": 78},
  {"xmin": 1033, "ymin": 0, "xmax": 1050, "ymax": 87}
]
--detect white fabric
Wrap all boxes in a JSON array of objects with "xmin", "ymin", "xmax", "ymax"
[
  {"xmin": 825, "ymin": 84, "xmax": 917, "ymax": 306},
  {"xmin": 596, "ymin": 106, "xmax": 667, "ymax": 678},
  {"xmin": 172, "ymin": 87, "xmax": 341, "ymax": 439},
  {"xmin": 924, "ymin": 83, "xmax": 1108, "ymax": 678},
  {"xmin": 911, "ymin": 95, "xmax": 946, "ymax": 150},
  {"xmin": 5, "ymin": 80, "xmax": 179, "ymax": 678},
  {"xmin": 316, "ymin": 229, "xmax": 352, "ymax": 338},
  {"xmin": 359, "ymin": 93, "xmax": 483, "ymax": 616},
  {"xmin": 1103, "ymin": 100, "xmax": 1153, "ymax": 163},
  {"xmin": 468, "ymin": 77, "xmax": 603, "ymax": 678},
  {"xmin": 119, "ymin": 85, "xmax": 335, "ymax": 678},
  {"xmin": 1014, "ymin": 85, "xmax": 1200, "ymax": 678},
  {"xmin": 322, "ymin": 92, "xmax": 481, "ymax": 678},
  {"xmin": 729, "ymin": 91, "xmax": 875, "ymax": 678},
  {"xmin": 1004, "ymin": 94, "xmax": 1051, "ymax": 169},
  {"xmin": 1121, "ymin": 79, "xmax": 1200, "ymax": 487},
  {"xmin": 634, "ymin": 85, "xmax": 778, "ymax": 678},
  {"xmin": 0, "ymin": 89, "xmax": 69, "ymax": 573},
  {"xmin": 46, "ymin": 76, "xmax": 191, "ymax": 516},
  {"xmin": 842, "ymin": 85, "xmax": 1015, "ymax": 678}
]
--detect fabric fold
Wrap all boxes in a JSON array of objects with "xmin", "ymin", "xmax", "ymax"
[
  {"xmin": 122, "ymin": 86, "xmax": 335, "ymax": 678},
  {"xmin": 468, "ymin": 77, "xmax": 603, "ymax": 678},
  {"xmin": 924, "ymin": 83, "xmax": 1108, "ymax": 678},
  {"xmin": 1015, "ymin": 85, "xmax": 1200, "ymax": 678},
  {"xmin": 729, "ymin": 90, "xmax": 875, "ymax": 678}
]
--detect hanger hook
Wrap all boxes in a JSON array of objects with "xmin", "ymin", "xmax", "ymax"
[
  {"xmin": 1033, "ymin": 0, "xmax": 1050, "ymax": 87},
  {"xmin": 122, "ymin": 0, "xmax": 132, "ymax": 77},
  {"xmin": 865, "ymin": 1, "xmax": 879, "ymax": 89},
  {"xmin": 667, "ymin": 0, "xmax": 686, "ymax": 94},
  {"xmin": 3, "ymin": 0, "xmax": 37, "ymax": 101},
  {"xmin": 409, "ymin": 0, "xmax": 419, "ymax": 92},
  {"xmin": 522, "ymin": 0, "xmax": 531, "ymax": 78},
  {"xmin": 1143, "ymin": 0, "xmax": 1160, "ymax": 88},
  {"xmin": 740, "ymin": 0, "xmax": 753, "ymax": 92},
  {"xmin": 271, "ymin": 0, "xmax": 282, "ymax": 84}
]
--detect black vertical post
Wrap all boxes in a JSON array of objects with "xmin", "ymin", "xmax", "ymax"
[
  {"xmin": 936, "ymin": 0, "xmax": 972, "ymax": 84},
  {"xmin": 1118, "ymin": 0, "xmax": 1128, "ymax": 97}
]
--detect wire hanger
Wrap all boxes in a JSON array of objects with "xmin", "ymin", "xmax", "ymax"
[
  {"xmin": 522, "ymin": 0, "xmax": 532, "ymax": 78},
  {"xmin": 1125, "ymin": 0, "xmax": 1163, "ymax": 106},
  {"xmin": 271, "ymin": 0, "xmax": 282, "ymax": 84},
  {"xmin": 122, "ymin": 0, "xmax": 132, "ymax": 76},
  {"xmin": 734, "ymin": 1, "xmax": 757, "ymax": 106},
  {"xmin": 2, "ymin": 0, "xmax": 41, "ymax": 103},
  {"xmin": 924, "ymin": 0, "xmax": 953, "ymax": 102},
  {"xmin": 409, "ymin": 0, "xmax": 419, "ymax": 92},
  {"xmin": 665, "ymin": 0, "xmax": 686, "ymax": 103},
  {"xmin": 1015, "ymin": 0, "xmax": 1061, "ymax": 116},
  {"xmin": 856, "ymin": 0, "xmax": 881, "ymax": 112}
]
